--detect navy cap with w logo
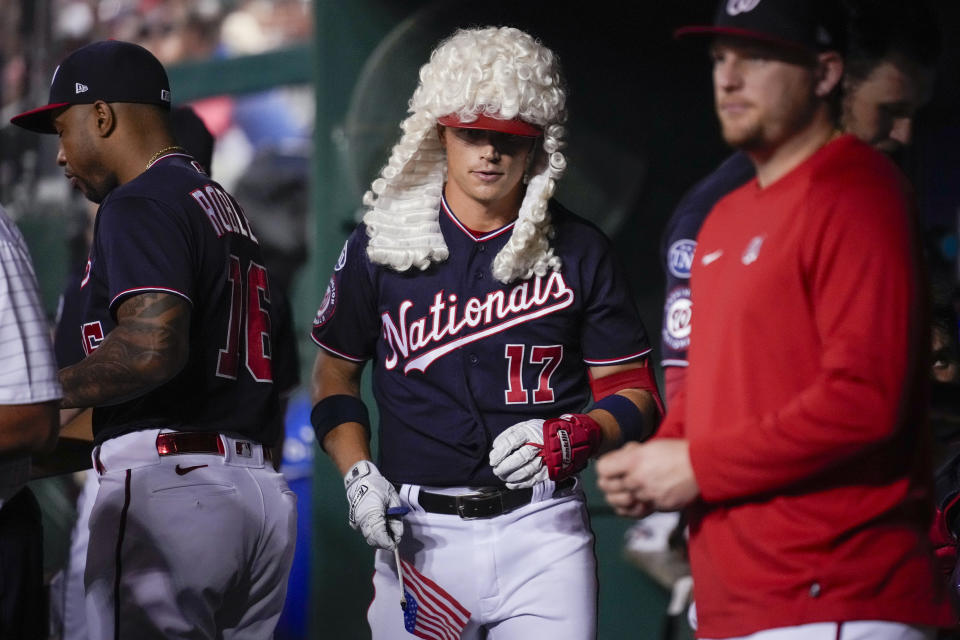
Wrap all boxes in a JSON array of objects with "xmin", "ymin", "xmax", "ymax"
[
  {"xmin": 11, "ymin": 40, "xmax": 171, "ymax": 134},
  {"xmin": 675, "ymin": 0, "xmax": 846, "ymax": 55}
]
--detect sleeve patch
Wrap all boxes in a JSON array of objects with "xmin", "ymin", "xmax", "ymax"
[
  {"xmin": 313, "ymin": 275, "xmax": 338, "ymax": 328},
  {"xmin": 667, "ymin": 239, "xmax": 697, "ymax": 278},
  {"xmin": 662, "ymin": 286, "xmax": 692, "ymax": 351}
]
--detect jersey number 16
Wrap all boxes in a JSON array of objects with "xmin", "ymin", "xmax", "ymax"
[{"xmin": 216, "ymin": 254, "xmax": 273, "ymax": 383}]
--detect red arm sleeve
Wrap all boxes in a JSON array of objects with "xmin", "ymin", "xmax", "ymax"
[
  {"xmin": 655, "ymin": 370, "xmax": 687, "ymax": 440},
  {"xmin": 662, "ymin": 365, "xmax": 686, "ymax": 412}
]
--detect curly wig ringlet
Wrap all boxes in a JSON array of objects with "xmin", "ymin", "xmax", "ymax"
[{"xmin": 362, "ymin": 25, "xmax": 568, "ymax": 283}]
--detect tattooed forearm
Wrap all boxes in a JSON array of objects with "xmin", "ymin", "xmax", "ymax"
[{"xmin": 60, "ymin": 292, "xmax": 191, "ymax": 408}]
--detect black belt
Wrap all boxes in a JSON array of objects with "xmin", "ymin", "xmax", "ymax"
[{"xmin": 414, "ymin": 477, "xmax": 577, "ymax": 520}]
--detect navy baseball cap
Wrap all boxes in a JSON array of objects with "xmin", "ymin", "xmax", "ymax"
[
  {"xmin": 675, "ymin": 0, "xmax": 846, "ymax": 54},
  {"xmin": 11, "ymin": 40, "xmax": 171, "ymax": 134}
]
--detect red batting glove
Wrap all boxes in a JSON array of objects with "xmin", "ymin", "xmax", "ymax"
[{"xmin": 541, "ymin": 413, "xmax": 603, "ymax": 481}]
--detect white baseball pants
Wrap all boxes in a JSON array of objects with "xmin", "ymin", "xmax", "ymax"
[
  {"xmin": 368, "ymin": 479, "xmax": 597, "ymax": 639},
  {"xmin": 84, "ymin": 429, "xmax": 297, "ymax": 640}
]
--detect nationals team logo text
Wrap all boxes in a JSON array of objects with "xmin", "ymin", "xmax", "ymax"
[{"xmin": 382, "ymin": 271, "xmax": 576, "ymax": 374}]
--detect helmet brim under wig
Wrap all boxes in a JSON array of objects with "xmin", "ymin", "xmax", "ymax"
[{"xmin": 437, "ymin": 113, "xmax": 543, "ymax": 138}]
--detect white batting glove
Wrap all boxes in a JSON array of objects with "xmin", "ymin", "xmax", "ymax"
[
  {"xmin": 344, "ymin": 460, "xmax": 403, "ymax": 551},
  {"xmin": 489, "ymin": 419, "xmax": 548, "ymax": 489}
]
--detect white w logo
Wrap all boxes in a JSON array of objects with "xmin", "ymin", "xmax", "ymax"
[{"xmin": 726, "ymin": 0, "xmax": 762, "ymax": 16}]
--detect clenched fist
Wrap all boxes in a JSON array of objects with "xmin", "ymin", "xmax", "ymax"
[{"xmin": 344, "ymin": 460, "xmax": 404, "ymax": 550}]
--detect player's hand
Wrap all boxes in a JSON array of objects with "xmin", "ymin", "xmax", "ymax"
[
  {"xmin": 489, "ymin": 419, "xmax": 548, "ymax": 489},
  {"xmin": 596, "ymin": 443, "xmax": 655, "ymax": 518},
  {"xmin": 344, "ymin": 460, "xmax": 403, "ymax": 550},
  {"xmin": 596, "ymin": 439, "xmax": 699, "ymax": 515},
  {"xmin": 490, "ymin": 414, "xmax": 604, "ymax": 488},
  {"xmin": 539, "ymin": 413, "xmax": 603, "ymax": 481}
]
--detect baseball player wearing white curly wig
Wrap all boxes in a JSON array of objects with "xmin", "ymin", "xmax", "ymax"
[
  {"xmin": 311, "ymin": 23, "xmax": 665, "ymax": 639},
  {"xmin": 363, "ymin": 25, "xmax": 567, "ymax": 283}
]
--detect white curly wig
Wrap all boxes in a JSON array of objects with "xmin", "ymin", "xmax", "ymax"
[{"xmin": 362, "ymin": 25, "xmax": 568, "ymax": 284}]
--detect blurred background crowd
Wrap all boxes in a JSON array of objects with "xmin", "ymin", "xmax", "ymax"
[{"xmin": 1, "ymin": 0, "xmax": 314, "ymax": 327}]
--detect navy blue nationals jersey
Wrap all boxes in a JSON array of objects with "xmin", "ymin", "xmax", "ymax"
[
  {"xmin": 312, "ymin": 197, "xmax": 651, "ymax": 486},
  {"xmin": 660, "ymin": 151, "xmax": 754, "ymax": 369},
  {"xmin": 76, "ymin": 152, "xmax": 279, "ymax": 445}
]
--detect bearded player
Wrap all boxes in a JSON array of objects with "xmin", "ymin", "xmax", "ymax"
[
  {"xmin": 310, "ymin": 26, "xmax": 662, "ymax": 638},
  {"xmin": 659, "ymin": 0, "xmax": 940, "ymax": 406}
]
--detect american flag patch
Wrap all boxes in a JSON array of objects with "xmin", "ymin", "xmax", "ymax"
[{"xmin": 399, "ymin": 558, "xmax": 470, "ymax": 639}]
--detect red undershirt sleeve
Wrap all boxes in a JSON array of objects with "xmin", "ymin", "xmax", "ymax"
[{"xmin": 655, "ymin": 369, "xmax": 687, "ymax": 440}]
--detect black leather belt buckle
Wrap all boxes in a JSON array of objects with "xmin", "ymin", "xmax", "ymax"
[
  {"xmin": 455, "ymin": 492, "xmax": 505, "ymax": 519},
  {"xmin": 413, "ymin": 478, "xmax": 577, "ymax": 519}
]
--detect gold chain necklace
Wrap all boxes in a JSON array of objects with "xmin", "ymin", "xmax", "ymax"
[{"xmin": 145, "ymin": 145, "xmax": 186, "ymax": 170}]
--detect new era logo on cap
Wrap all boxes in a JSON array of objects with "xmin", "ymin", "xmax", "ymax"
[{"xmin": 75, "ymin": 83, "xmax": 89, "ymax": 94}]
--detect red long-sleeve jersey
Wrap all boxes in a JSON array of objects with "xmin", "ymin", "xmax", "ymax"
[{"xmin": 659, "ymin": 135, "xmax": 953, "ymax": 637}]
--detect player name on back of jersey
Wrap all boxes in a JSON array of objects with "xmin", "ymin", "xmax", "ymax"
[
  {"xmin": 383, "ymin": 270, "xmax": 575, "ymax": 374},
  {"xmin": 189, "ymin": 183, "xmax": 259, "ymax": 244}
]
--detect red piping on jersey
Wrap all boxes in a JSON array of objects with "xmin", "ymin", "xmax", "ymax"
[
  {"xmin": 582, "ymin": 348, "xmax": 652, "ymax": 366},
  {"xmin": 114, "ymin": 469, "xmax": 132, "ymax": 640},
  {"xmin": 441, "ymin": 196, "xmax": 515, "ymax": 242},
  {"xmin": 311, "ymin": 336, "xmax": 367, "ymax": 362},
  {"xmin": 461, "ymin": 223, "xmax": 489, "ymax": 239},
  {"xmin": 145, "ymin": 152, "xmax": 192, "ymax": 170},
  {"xmin": 109, "ymin": 286, "xmax": 192, "ymax": 311}
]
